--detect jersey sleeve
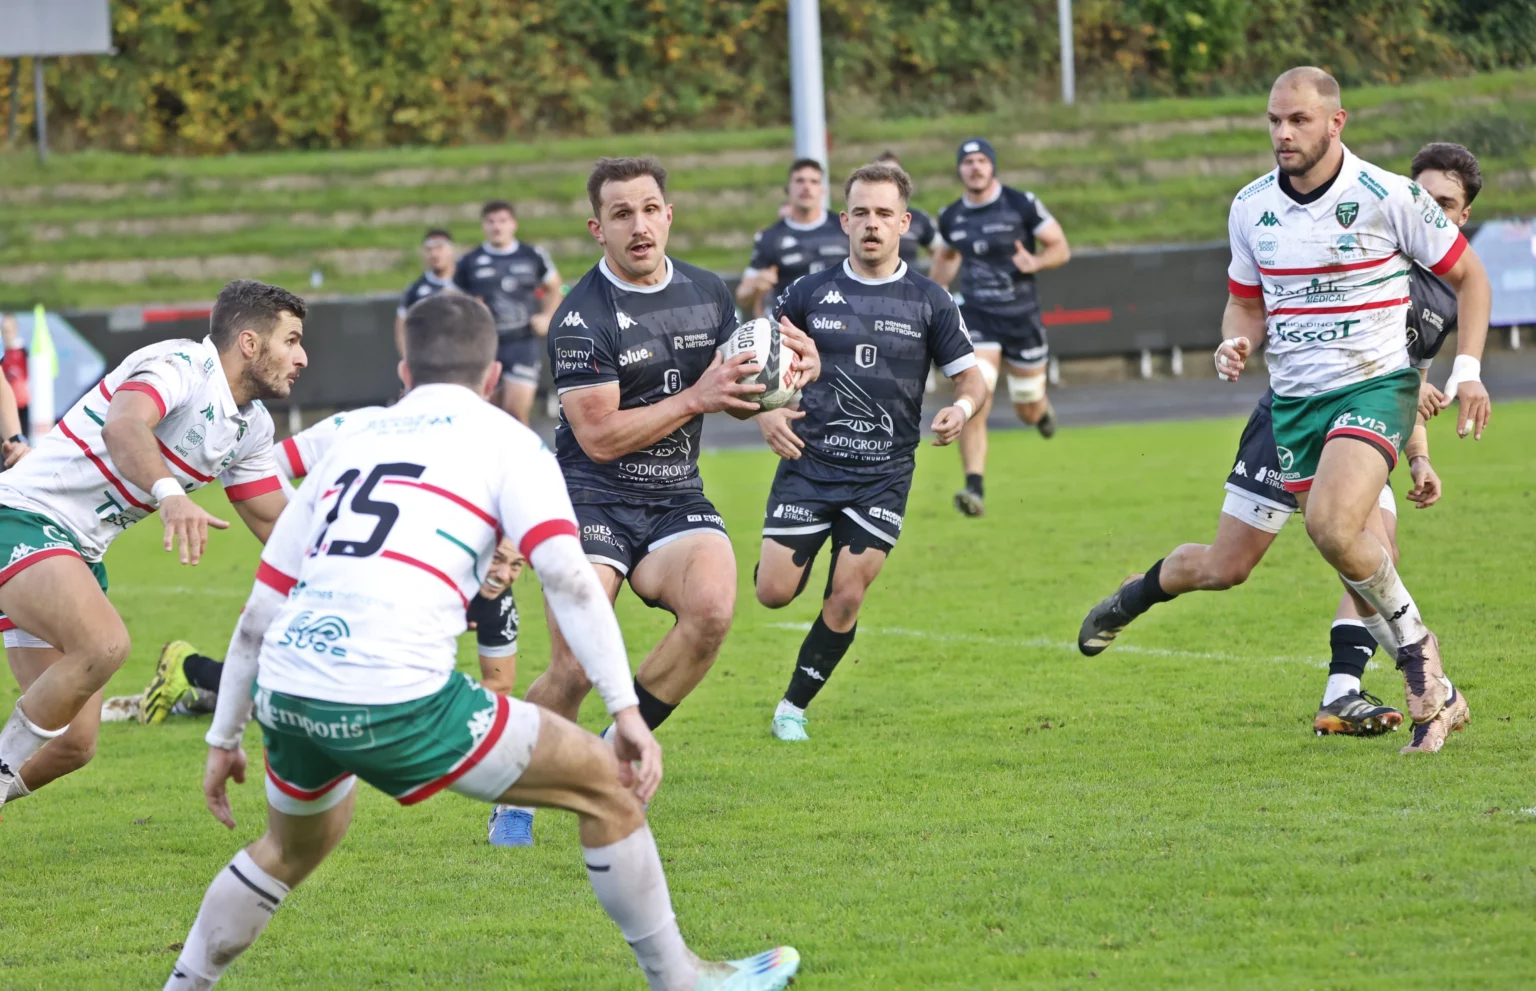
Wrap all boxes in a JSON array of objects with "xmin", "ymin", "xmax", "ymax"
[
  {"xmin": 928, "ymin": 288, "xmax": 979, "ymax": 376},
  {"xmin": 1226, "ymin": 198, "xmax": 1262, "ymax": 298},
  {"xmin": 746, "ymin": 228, "xmax": 776, "ymax": 273},
  {"xmin": 1009, "ymin": 189, "xmax": 1054, "ymax": 235},
  {"xmin": 550, "ymin": 301, "xmax": 620, "ymax": 395},
  {"xmin": 534, "ymin": 244, "xmax": 558, "ymax": 284},
  {"xmin": 451, "ymin": 255, "xmax": 473, "ymax": 293},
  {"xmin": 913, "ymin": 210, "xmax": 940, "ymax": 250},
  {"xmin": 397, "ymin": 283, "xmax": 415, "ymax": 319},
  {"xmin": 1407, "ymin": 266, "xmax": 1458, "ymax": 368},
  {"xmin": 219, "ymin": 408, "xmax": 284, "ymax": 503},
  {"xmin": 118, "ymin": 349, "xmax": 205, "ymax": 420},
  {"xmin": 493, "ymin": 433, "xmax": 580, "ymax": 561},
  {"xmin": 1387, "ymin": 176, "xmax": 1468, "ymax": 276},
  {"xmin": 254, "ymin": 470, "xmax": 321, "ymax": 596},
  {"xmin": 714, "ymin": 280, "xmax": 741, "ymax": 346},
  {"xmin": 770, "ymin": 275, "xmax": 808, "ymax": 332},
  {"xmin": 278, "ymin": 410, "xmax": 355, "ymax": 481}
]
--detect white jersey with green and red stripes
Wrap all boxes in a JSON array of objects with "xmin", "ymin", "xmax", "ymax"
[
  {"xmin": 0, "ymin": 336, "xmax": 281, "ymax": 562},
  {"xmin": 253, "ymin": 383, "xmax": 578, "ymax": 705},
  {"xmin": 1226, "ymin": 145, "xmax": 1466, "ymax": 398},
  {"xmin": 276, "ymin": 406, "xmax": 386, "ymax": 482}
]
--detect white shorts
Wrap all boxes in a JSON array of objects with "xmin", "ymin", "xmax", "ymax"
[
  {"xmin": 1220, "ymin": 487, "xmax": 1295, "ymax": 535},
  {"xmin": 3, "ymin": 628, "xmax": 52, "ymax": 650},
  {"xmin": 1378, "ymin": 482, "xmax": 1396, "ymax": 517}
]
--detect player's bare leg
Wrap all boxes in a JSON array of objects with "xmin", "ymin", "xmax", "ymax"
[
  {"xmin": 0, "ymin": 557, "xmax": 130, "ymax": 807},
  {"xmin": 525, "ymin": 564, "xmax": 626, "ymax": 722},
  {"xmin": 1300, "ymin": 439, "xmax": 1467, "ymax": 753},
  {"xmin": 954, "ymin": 346, "xmax": 1000, "ymax": 516},
  {"xmin": 1078, "ymin": 511, "xmax": 1277, "ymax": 656},
  {"xmin": 4, "ymin": 645, "xmax": 103, "ymax": 803},
  {"xmin": 495, "ymin": 377, "xmax": 538, "ymax": 425},
  {"xmin": 1315, "ymin": 503, "xmax": 1404, "ymax": 736},
  {"xmin": 627, "ymin": 533, "xmax": 738, "ymax": 715},
  {"xmin": 1006, "ymin": 359, "xmax": 1054, "ymax": 437}
]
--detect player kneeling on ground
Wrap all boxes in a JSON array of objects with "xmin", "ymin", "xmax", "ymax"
[
  {"xmin": 754, "ymin": 162, "xmax": 987, "ymax": 741},
  {"xmin": 168, "ymin": 293, "xmax": 799, "ymax": 991}
]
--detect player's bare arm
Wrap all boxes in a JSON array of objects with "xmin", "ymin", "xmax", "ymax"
[
  {"xmin": 929, "ymin": 245, "xmax": 962, "ymax": 289},
  {"xmin": 1404, "ymin": 422, "xmax": 1441, "ymax": 508},
  {"xmin": 228, "ymin": 487, "xmax": 289, "ymax": 544},
  {"xmin": 529, "ymin": 269, "xmax": 564, "ymax": 337},
  {"xmin": 1011, "ymin": 219, "xmax": 1071, "ymax": 275},
  {"xmin": 1214, "ymin": 292, "xmax": 1267, "ymax": 382},
  {"xmin": 931, "ymin": 365, "xmax": 989, "ymax": 446},
  {"xmin": 561, "ymin": 353, "xmax": 765, "ymax": 462},
  {"xmin": 101, "ymin": 390, "xmax": 230, "ymax": 565},
  {"xmin": 0, "ymin": 372, "xmax": 29, "ymax": 467},
  {"xmin": 1435, "ymin": 247, "xmax": 1493, "ymax": 438}
]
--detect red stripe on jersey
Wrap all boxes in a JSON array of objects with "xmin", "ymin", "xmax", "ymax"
[
  {"xmin": 57, "ymin": 420, "xmax": 153, "ymax": 512},
  {"xmin": 225, "ymin": 476, "xmax": 282, "ymax": 502},
  {"xmin": 1267, "ymin": 296, "xmax": 1410, "ymax": 316},
  {"xmin": 1430, "ymin": 232, "xmax": 1468, "ymax": 276},
  {"xmin": 381, "ymin": 479, "xmax": 497, "ymax": 528},
  {"xmin": 115, "ymin": 381, "xmax": 168, "ymax": 419},
  {"xmin": 280, "ymin": 437, "xmax": 306, "ymax": 479},
  {"xmin": 380, "ymin": 550, "xmax": 469, "ymax": 607},
  {"xmin": 1258, "ymin": 251, "xmax": 1401, "ymax": 277},
  {"xmin": 0, "ymin": 546, "xmax": 83, "ymax": 588},
  {"xmin": 519, "ymin": 519, "xmax": 579, "ymax": 561},
  {"xmin": 158, "ymin": 440, "xmax": 215, "ymax": 482},
  {"xmin": 97, "ymin": 381, "xmax": 112, "ymax": 402},
  {"xmin": 396, "ymin": 694, "xmax": 510, "ymax": 806},
  {"xmin": 264, "ymin": 754, "xmax": 353, "ymax": 801},
  {"xmin": 255, "ymin": 560, "xmax": 298, "ymax": 596},
  {"xmin": 1227, "ymin": 278, "xmax": 1262, "ymax": 299}
]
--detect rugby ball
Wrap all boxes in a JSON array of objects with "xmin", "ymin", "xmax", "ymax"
[{"xmin": 718, "ymin": 317, "xmax": 799, "ymax": 411}]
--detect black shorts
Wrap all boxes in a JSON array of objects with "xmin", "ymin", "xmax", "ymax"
[
  {"xmin": 497, "ymin": 334, "xmax": 542, "ymax": 386},
  {"xmin": 960, "ymin": 305, "xmax": 1048, "ymax": 368},
  {"xmin": 575, "ymin": 492, "xmax": 728, "ymax": 577},
  {"xmin": 1224, "ymin": 391, "xmax": 1299, "ymax": 512},
  {"xmin": 762, "ymin": 457, "xmax": 912, "ymax": 557}
]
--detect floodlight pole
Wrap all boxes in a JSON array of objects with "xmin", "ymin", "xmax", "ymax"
[
  {"xmin": 33, "ymin": 56, "xmax": 48, "ymax": 163},
  {"xmin": 788, "ymin": 0, "xmax": 827, "ymax": 174},
  {"xmin": 1058, "ymin": 0, "xmax": 1076, "ymax": 106}
]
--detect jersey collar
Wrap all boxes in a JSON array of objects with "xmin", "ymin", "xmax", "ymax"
[
  {"xmin": 203, "ymin": 335, "xmax": 241, "ymax": 418},
  {"xmin": 784, "ymin": 212, "xmax": 829, "ymax": 231},
  {"xmin": 421, "ymin": 270, "xmax": 452, "ymax": 286},
  {"xmin": 599, "ymin": 255, "xmax": 675, "ymax": 294},
  {"xmin": 841, "ymin": 258, "xmax": 907, "ymax": 285},
  {"xmin": 1276, "ymin": 146, "xmax": 1359, "ymax": 219},
  {"xmin": 962, "ymin": 183, "xmax": 1004, "ymax": 209},
  {"xmin": 480, "ymin": 240, "xmax": 520, "ymax": 256}
]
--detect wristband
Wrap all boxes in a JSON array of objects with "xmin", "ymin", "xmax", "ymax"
[
  {"xmin": 955, "ymin": 396, "xmax": 976, "ymax": 421},
  {"xmin": 151, "ymin": 477, "xmax": 185, "ymax": 506}
]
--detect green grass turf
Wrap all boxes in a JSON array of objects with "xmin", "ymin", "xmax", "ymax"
[{"xmin": 1, "ymin": 402, "xmax": 1533, "ymax": 989}]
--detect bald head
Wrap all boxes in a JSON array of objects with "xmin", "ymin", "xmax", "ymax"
[{"xmin": 1271, "ymin": 66, "xmax": 1341, "ymax": 113}]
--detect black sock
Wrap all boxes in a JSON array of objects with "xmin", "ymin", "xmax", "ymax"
[
  {"xmin": 633, "ymin": 679, "xmax": 677, "ymax": 730},
  {"xmin": 965, "ymin": 473, "xmax": 984, "ymax": 497},
  {"xmin": 1328, "ymin": 621, "xmax": 1377, "ymax": 679},
  {"xmin": 1119, "ymin": 558, "xmax": 1177, "ymax": 618},
  {"xmin": 784, "ymin": 613, "xmax": 857, "ymax": 709},
  {"xmin": 182, "ymin": 653, "xmax": 224, "ymax": 692}
]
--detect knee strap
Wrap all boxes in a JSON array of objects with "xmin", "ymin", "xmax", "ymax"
[{"xmin": 1007, "ymin": 372, "xmax": 1046, "ymax": 404}]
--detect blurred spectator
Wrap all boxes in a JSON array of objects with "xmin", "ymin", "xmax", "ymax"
[
  {"xmin": 1, "ymin": 313, "xmax": 28, "ymax": 437},
  {"xmin": 394, "ymin": 228, "xmax": 460, "ymax": 357}
]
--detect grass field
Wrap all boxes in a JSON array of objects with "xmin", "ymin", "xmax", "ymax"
[
  {"xmin": 4, "ymin": 68, "xmax": 1536, "ymax": 308},
  {"xmin": 1, "ymin": 403, "xmax": 1534, "ymax": 989}
]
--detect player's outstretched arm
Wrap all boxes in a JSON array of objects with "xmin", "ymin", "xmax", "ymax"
[
  {"xmin": 230, "ymin": 488, "xmax": 289, "ymax": 544},
  {"xmin": 0, "ymin": 372, "xmax": 28, "ymax": 467},
  {"xmin": 202, "ymin": 580, "xmax": 286, "ymax": 828},
  {"xmin": 1214, "ymin": 293, "xmax": 1266, "ymax": 382},
  {"xmin": 931, "ymin": 364, "xmax": 989, "ymax": 446},
  {"xmin": 103, "ymin": 390, "xmax": 230, "ymax": 564},
  {"xmin": 1437, "ymin": 247, "xmax": 1493, "ymax": 439}
]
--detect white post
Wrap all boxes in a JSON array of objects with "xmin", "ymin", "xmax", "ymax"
[
  {"xmin": 788, "ymin": 0, "xmax": 828, "ymax": 174},
  {"xmin": 1057, "ymin": 0, "xmax": 1075, "ymax": 106},
  {"xmin": 1511, "ymin": 325, "xmax": 1522, "ymax": 350},
  {"xmin": 1170, "ymin": 346, "xmax": 1183, "ymax": 377}
]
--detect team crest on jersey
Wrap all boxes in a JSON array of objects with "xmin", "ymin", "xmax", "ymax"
[
  {"xmin": 1335, "ymin": 234, "xmax": 1359, "ymax": 255},
  {"xmin": 854, "ymin": 344, "xmax": 878, "ymax": 368},
  {"xmin": 1335, "ymin": 202, "xmax": 1359, "ymax": 228},
  {"xmin": 1275, "ymin": 446, "xmax": 1295, "ymax": 471},
  {"xmin": 500, "ymin": 276, "xmax": 519, "ymax": 292}
]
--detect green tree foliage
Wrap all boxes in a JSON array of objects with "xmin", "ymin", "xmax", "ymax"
[{"xmin": 0, "ymin": 0, "xmax": 1531, "ymax": 154}]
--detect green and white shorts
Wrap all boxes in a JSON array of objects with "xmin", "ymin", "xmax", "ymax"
[
  {"xmin": 0, "ymin": 506, "xmax": 108, "ymax": 650},
  {"xmin": 256, "ymin": 672, "xmax": 541, "ymax": 816},
  {"xmin": 1270, "ymin": 367, "xmax": 1419, "ymax": 494}
]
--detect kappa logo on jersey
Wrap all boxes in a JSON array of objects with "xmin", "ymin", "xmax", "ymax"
[
  {"xmin": 616, "ymin": 310, "xmax": 637, "ymax": 331},
  {"xmin": 854, "ymin": 344, "xmax": 878, "ymax": 368},
  {"xmin": 819, "ymin": 289, "xmax": 846, "ymax": 305},
  {"xmin": 618, "ymin": 346, "xmax": 653, "ymax": 367},
  {"xmin": 553, "ymin": 336, "xmax": 598, "ymax": 374},
  {"xmin": 278, "ymin": 611, "xmax": 351, "ymax": 659},
  {"xmin": 560, "ymin": 311, "xmax": 588, "ymax": 329},
  {"xmin": 1335, "ymin": 202, "xmax": 1359, "ymax": 228},
  {"xmin": 1232, "ymin": 460, "xmax": 1248, "ymax": 477},
  {"xmin": 1256, "ymin": 211, "xmax": 1281, "ymax": 227}
]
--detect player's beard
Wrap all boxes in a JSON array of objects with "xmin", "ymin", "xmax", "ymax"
[
  {"xmin": 243, "ymin": 337, "xmax": 295, "ymax": 400},
  {"xmin": 1275, "ymin": 132, "xmax": 1332, "ymax": 177}
]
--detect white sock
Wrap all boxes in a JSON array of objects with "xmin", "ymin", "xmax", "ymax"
[
  {"xmin": 5, "ymin": 771, "xmax": 31, "ymax": 803},
  {"xmin": 1342, "ymin": 555, "xmax": 1429, "ymax": 651},
  {"xmin": 165, "ymin": 849, "xmax": 289, "ymax": 990},
  {"xmin": 1358, "ymin": 612, "xmax": 1401, "ymax": 657},
  {"xmin": 0, "ymin": 699, "xmax": 66, "ymax": 776},
  {"xmin": 583, "ymin": 825, "xmax": 697, "ymax": 991},
  {"xmin": 775, "ymin": 699, "xmax": 804, "ymax": 720},
  {"xmin": 495, "ymin": 803, "xmax": 535, "ymax": 815},
  {"xmin": 1322, "ymin": 673, "xmax": 1362, "ymax": 706}
]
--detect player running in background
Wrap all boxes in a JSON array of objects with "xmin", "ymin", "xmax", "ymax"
[
  {"xmin": 872, "ymin": 152, "xmax": 946, "ymax": 268},
  {"xmin": 499, "ymin": 157, "xmax": 819, "ymax": 845},
  {"xmin": 931, "ymin": 138, "xmax": 1071, "ymax": 518},
  {"xmin": 0, "ymin": 280, "xmax": 303, "ymax": 812},
  {"xmin": 737, "ymin": 158, "xmax": 849, "ymax": 317},
  {"xmin": 392, "ymin": 228, "xmax": 459, "ymax": 356},
  {"xmin": 167, "ymin": 293, "xmax": 799, "ymax": 991},
  {"xmin": 1080, "ymin": 72, "xmax": 1492, "ymax": 755},
  {"xmin": 753, "ymin": 163, "xmax": 986, "ymax": 742},
  {"xmin": 453, "ymin": 200, "xmax": 564, "ymax": 424}
]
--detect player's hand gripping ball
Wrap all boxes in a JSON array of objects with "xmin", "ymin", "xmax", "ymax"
[{"xmin": 717, "ymin": 317, "xmax": 800, "ymax": 411}]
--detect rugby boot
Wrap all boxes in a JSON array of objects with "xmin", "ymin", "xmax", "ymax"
[
  {"xmin": 487, "ymin": 805, "xmax": 534, "ymax": 847},
  {"xmin": 953, "ymin": 489, "xmax": 985, "ymax": 517},
  {"xmin": 139, "ymin": 640, "xmax": 195, "ymax": 725},
  {"xmin": 693, "ymin": 946, "xmax": 801, "ymax": 991},
  {"xmin": 1400, "ymin": 687, "xmax": 1470, "ymax": 754},
  {"xmin": 1077, "ymin": 575, "xmax": 1140, "ymax": 657},
  {"xmin": 771, "ymin": 711, "xmax": 809, "ymax": 742},
  {"xmin": 1035, "ymin": 401, "xmax": 1057, "ymax": 439},
  {"xmin": 1313, "ymin": 690, "xmax": 1403, "ymax": 736},
  {"xmin": 1396, "ymin": 631, "xmax": 1451, "ymax": 724}
]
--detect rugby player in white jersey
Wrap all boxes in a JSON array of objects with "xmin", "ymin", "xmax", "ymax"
[
  {"xmin": 1084, "ymin": 68, "xmax": 1492, "ymax": 755},
  {"xmin": 1078, "ymin": 141, "xmax": 1484, "ymax": 741},
  {"xmin": 0, "ymin": 280, "xmax": 304, "ymax": 811},
  {"xmin": 166, "ymin": 292, "xmax": 799, "ymax": 991}
]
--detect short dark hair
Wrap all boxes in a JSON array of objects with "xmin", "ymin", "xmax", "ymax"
[
  {"xmin": 480, "ymin": 200, "xmax": 515, "ymax": 219},
  {"xmin": 844, "ymin": 163, "xmax": 912, "ymax": 205},
  {"xmin": 423, "ymin": 228, "xmax": 453, "ymax": 243},
  {"xmin": 209, "ymin": 280, "xmax": 306, "ymax": 351},
  {"xmin": 586, "ymin": 156, "xmax": 669, "ymax": 217},
  {"xmin": 404, "ymin": 294, "xmax": 497, "ymax": 388},
  {"xmin": 788, "ymin": 157, "xmax": 824, "ymax": 180},
  {"xmin": 874, "ymin": 150, "xmax": 901, "ymax": 166},
  {"xmin": 1411, "ymin": 142, "xmax": 1483, "ymax": 206}
]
